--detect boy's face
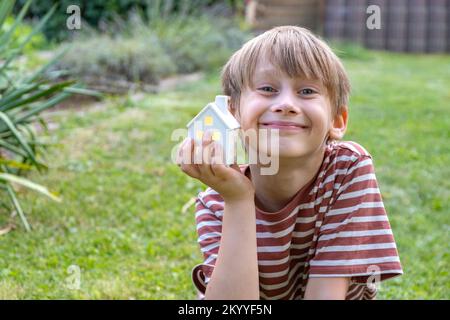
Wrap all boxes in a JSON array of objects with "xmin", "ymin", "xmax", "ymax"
[{"xmin": 231, "ymin": 58, "xmax": 347, "ymax": 160}]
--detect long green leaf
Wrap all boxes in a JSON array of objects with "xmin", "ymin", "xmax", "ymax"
[
  {"xmin": 0, "ymin": 0, "xmax": 15, "ymax": 29},
  {"xmin": 19, "ymin": 123, "xmax": 47, "ymax": 168},
  {"xmin": 1, "ymin": 4, "xmax": 57, "ymax": 72},
  {"xmin": 0, "ymin": 83, "xmax": 41, "ymax": 110},
  {"xmin": 0, "ymin": 172, "xmax": 61, "ymax": 202},
  {"xmin": 0, "ymin": 111, "xmax": 39, "ymax": 166},
  {"xmin": 64, "ymin": 86, "xmax": 103, "ymax": 99},
  {"xmin": 14, "ymin": 90, "xmax": 72, "ymax": 124},
  {"xmin": 0, "ymin": 158, "xmax": 33, "ymax": 170},
  {"xmin": 4, "ymin": 181, "xmax": 31, "ymax": 231},
  {"xmin": 1, "ymin": 80, "xmax": 76, "ymax": 112},
  {"xmin": 0, "ymin": 0, "xmax": 31, "ymax": 49},
  {"xmin": 0, "ymin": 138, "xmax": 28, "ymax": 157}
]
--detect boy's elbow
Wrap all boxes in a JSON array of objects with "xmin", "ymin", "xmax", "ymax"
[
  {"xmin": 303, "ymin": 277, "xmax": 350, "ymax": 300},
  {"xmin": 204, "ymin": 282, "xmax": 259, "ymax": 300}
]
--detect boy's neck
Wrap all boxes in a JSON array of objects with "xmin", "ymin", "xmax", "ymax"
[{"xmin": 249, "ymin": 146, "xmax": 326, "ymax": 213}]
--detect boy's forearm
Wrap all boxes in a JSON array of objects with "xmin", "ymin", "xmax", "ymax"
[
  {"xmin": 204, "ymin": 196, "xmax": 260, "ymax": 300},
  {"xmin": 304, "ymin": 277, "xmax": 350, "ymax": 300}
]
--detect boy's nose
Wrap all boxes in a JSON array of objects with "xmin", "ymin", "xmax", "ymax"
[{"xmin": 270, "ymin": 95, "xmax": 301, "ymax": 115}]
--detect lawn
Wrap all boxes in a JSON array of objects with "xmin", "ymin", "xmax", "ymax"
[{"xmin": 0, "ymin": 50, "xmax": 449, "ymax": 299}]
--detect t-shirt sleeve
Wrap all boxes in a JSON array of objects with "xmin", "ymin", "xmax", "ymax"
[
  {"xmin": 309, "ymin": 153, "xmax": 403, "ymax": 284},
  {"xmin": 191, "ymin": 189, "xmax": 223, "ymax": 297}
]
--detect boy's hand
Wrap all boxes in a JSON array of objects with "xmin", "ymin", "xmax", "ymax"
[{"xmin": 176, "ymin": 131, "xmax": 254, "ymax": 202}]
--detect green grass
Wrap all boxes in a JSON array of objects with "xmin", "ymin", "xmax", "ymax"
[{"xmin": 0, "ymin": 51, "xmax": 449, "ymax": 299}]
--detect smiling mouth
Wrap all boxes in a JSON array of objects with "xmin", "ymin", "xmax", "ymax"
[{"xmin": 259, "ymin": 121, "xmax": 309, "ymax": 130}]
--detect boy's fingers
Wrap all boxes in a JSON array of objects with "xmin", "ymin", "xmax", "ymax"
[
  {"xmin": 191, "ymin": 130, "xmax": 213, "ymax": 177},
  {"xmin": 198, "ymin": 142, "xmax": 215, "ymax": 177},
  {"xmin": 202, "ymin": 130, "xmax": 212, "ymax": 145},
  {"xmin": 180, "ymin": 162, "xmax": 200, "ymax": 178},
  {"xmin": 229, "ymin": 163, "xmax": 241, "ymax": 173},
  {"xmin": 211, "ymin": 142, "xmax": 225, "ymax": 165},
  {"xmin": 202, "ymin": 139, "xmax": 215, "ymax": 165},
  {"xmin": 181, "ymin": 138, "xmax": 194, "ymax": 165},
  {"xmin": 211, "ymin": 160, "xmax": 228, "ymax": 179},
  {"xmin": 177, "ymin": 138, "xmax": 200, "ymax": 178},
  {"xmin": 193, "ymin": 133, "xmax": 209, "ymax": 165},
  {"xmin": 210, "ymin": 143, "xmax": 229, "ymax": 178},
  {"xmin": 176, "ymin": 138, "xmax": 189, "ymax": 165}
]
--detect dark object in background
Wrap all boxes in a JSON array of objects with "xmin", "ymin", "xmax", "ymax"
[
  {"xmin": 247, "ymin": 0, "xmax": 450, "ymax": 53},
  {"xmin": 427, "ymin": 0, "xmax": 447, "ymax": 52},
  {"xmin": 13, "ymin": 0, "xmax": 237, "ymax": 41},
  {"xmin": 365, "ymin": 0, "xmax": 386, "ymax": 50},
  {"xmin": 386, "ymin": 0, "xmax": 408, "ymax": 52}
]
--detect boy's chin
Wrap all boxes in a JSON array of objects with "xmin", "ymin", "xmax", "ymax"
[{"xmin": 257, "ymin": 146, "xmax": 311, "ymax": 159}]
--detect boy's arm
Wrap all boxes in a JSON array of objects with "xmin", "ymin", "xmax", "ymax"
[
  {"xmin": 177, "ymin": 133, "xmax": 259, "ymax": 299},
  {"xmin": 304, "ymin": 277, "xmax": 350, "ymax": 300},
  {"xmin": 204, "ymin": 197, "xmax": 260, "ymax": 300}
]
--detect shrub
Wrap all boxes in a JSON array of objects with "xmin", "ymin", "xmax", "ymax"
[
  {"xmin": 13, "ymin": 0, "xmax": 242, "ymax": 41},
  {"xmin": 55, "ymin": 7, "xmax": 251, "ymax": 92},
  {"xmin": 0, "ymin": 0, "xmax": 98, "ymax": 232},
  {"xmin": 58, "ymin": 34, "xmax": 176, "ymax": 85},
  {"xmin": 1, "ymin": 16, "xmax": 47, "ymax": 53}
]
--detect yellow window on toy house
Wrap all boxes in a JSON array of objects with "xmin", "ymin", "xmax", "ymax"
[
  {"xmin": 212, "ymin": 131, "xmax": 221, "ymax": 141},
  {"xmin": 196, "ymin": 130, "xmax": 203, "ymax": 140},
  {"xmin": 204, "ymin": 116, "xmax": 213, "ymax": 126}
]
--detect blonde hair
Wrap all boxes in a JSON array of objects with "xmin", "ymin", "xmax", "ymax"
[{"xmin": 221, "ymin": 26, "xmax": 350, "ymax": 114}]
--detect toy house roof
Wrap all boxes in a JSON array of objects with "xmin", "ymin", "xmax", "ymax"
[{"xmin": 186, "ymin": 102, "xmax": 240, "ymax": 130}]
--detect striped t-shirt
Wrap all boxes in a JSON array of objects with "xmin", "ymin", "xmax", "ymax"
[{"xmin": 192, "ymin": 141, "xmax": 403, "ymax": 300}]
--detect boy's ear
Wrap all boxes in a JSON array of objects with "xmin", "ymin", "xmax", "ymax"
[{"xmin": 329, "ymin": 106, "xmax": 348, "ymax": 140}]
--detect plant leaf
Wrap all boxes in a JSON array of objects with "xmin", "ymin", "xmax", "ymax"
[
  {"xmin": 0, "ymin": 172, "xmax": 61, "ymax": 202},
  {"xmin": 0, "ymin": 111, "xmax": 39, "ymax": 166},
  {"xmin": 4, "ymin": 182, "xmax": 31, "ymax": 231}
]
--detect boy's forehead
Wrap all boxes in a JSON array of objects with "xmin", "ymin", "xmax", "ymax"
[
  {"xmin": 253, "ymin": 65, "xmax": 283, "ymax": 78},
  {"xmin": 252, "ymin": 57, "xmax": 318, "ymax": 82},
  {"xmin": 253, "ymin": 57, "xmax": 279, "ymax": 75}
]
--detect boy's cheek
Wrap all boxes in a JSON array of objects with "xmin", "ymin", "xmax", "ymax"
[{"xmin": 240, "ymin": 116, "xmax": 262, "ymax": 132}]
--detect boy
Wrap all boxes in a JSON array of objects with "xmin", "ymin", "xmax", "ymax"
[{"xmin": 177, "ymin": 26, "xmax": 402, "ymax": 300}]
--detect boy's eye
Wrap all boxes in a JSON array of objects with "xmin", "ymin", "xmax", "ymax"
[
  {"xmin": 300, "ymin": 88, "xmax": 316, "ymax": 95},
  {"xmin": 258, "ymin": 86, "xmax": 276, "ymax": 93}
]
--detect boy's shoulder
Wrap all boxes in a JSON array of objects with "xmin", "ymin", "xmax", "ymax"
[
  {"xmin": 321, "ymin": 140, "xmax": 376, "ymax": 187},
  {"xmin": 323, "ymin": 140, "xmax": 375, "ymax": 176},
  {"xmin": 327, "ymin": 140, "xmax": 372, "ymax": 161}
]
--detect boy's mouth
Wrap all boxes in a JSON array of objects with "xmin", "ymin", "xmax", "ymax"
[{"xmin": 259, "ymin": 121, "xmax": 309, "ymax": 130}]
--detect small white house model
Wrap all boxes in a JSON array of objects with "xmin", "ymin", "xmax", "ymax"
[{"xmin": 187, "ymin": 95, "xmax": 240, "ymax": 165}]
